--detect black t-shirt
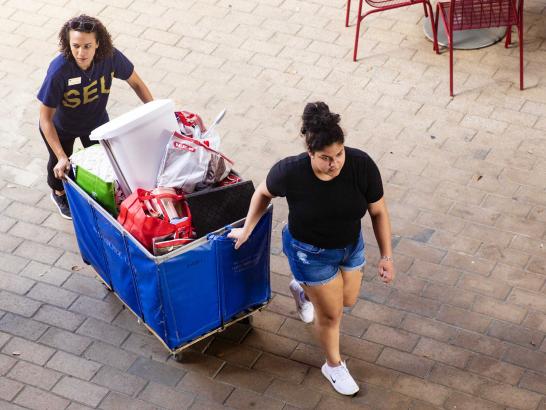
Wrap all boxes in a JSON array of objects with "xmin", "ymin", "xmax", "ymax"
[{"xmin": 266, "ymin": 147, "xmax": 383, "ymax": 249}]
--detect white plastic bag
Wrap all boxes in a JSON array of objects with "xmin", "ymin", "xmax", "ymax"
[
  {"xmin": 70, "ymin": 145, "xmax": 116, "ymax": 182},
  {"xmin": 156, "ymin": 132, "xmax": 234, "ymax": 193},
  {"xmin": 175, "ymin": 109, "xmax": 225, "ymax": 151}
]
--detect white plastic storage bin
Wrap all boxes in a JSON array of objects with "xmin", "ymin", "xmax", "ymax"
[{"xmin": 90, "ymin": 99, "xmax": 178, "ymax": 194}]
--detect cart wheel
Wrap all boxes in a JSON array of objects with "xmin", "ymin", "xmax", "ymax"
[
  {"xmin": 174, "ymin": 352, "xmax": 183, "ymax": 362},
  {"xmin": 240, "ymin": 316, "xmax": 253, "ymax": 325}
]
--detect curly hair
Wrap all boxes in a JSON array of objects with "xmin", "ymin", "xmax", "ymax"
[
  {"xmin": 58, "ymin": 15, "xmax": 114, "ymax": 61},
  {"xmin": 301, "ymin": 102, "xmax": 344, "ymax": 153}
]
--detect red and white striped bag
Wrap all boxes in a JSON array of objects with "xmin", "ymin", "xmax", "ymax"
[{"xmin": 156, "ymin": 131, "xmax": 234, "ymax": 194}]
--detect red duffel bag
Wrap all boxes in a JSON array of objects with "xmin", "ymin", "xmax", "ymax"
[{"xmin": 117, "ymin": 188, "xmax": 194, "ymax": 252}]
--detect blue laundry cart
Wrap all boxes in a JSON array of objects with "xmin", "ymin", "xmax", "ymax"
[{"xmin": 63, "ymin": 177, "xmax": 272, "ymax": 355}]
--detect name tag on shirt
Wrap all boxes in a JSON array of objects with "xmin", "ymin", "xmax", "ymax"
[{"xmin": 68, "ymin": 77, "xmax": 81, "ymax": 86}]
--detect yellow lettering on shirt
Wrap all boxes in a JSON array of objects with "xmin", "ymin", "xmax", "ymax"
[
  {"xmin": 100, "ymin": 73, "xmax": 112, "ymax": 94},
  {"xmin": 62, "ymin": 89, "xmax": 81, "ymax": 108},
  {"xmin": 83, "ymin": 80, "xmax": 99, "ymax": 104},
  {"xmin": 62, "ymin": 72, "xmax": 115, "ymax": 108}
]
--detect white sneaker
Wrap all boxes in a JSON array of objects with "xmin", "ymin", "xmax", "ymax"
[
  {"xmin": 321, "ymin": 361, "xmax": 360, "ymax": 396},
  {"xmin": 289, "ymin": 279, "xmax": 314, "ymax": 323}
]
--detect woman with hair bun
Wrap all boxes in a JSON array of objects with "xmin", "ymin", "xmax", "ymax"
[
  {"xmin": 38, "ymin": 14, "xmax": 153, "ymax": 219},
  {"xmin": 229, "ymin": 101, "xmax": 395, "ymax": 396}
]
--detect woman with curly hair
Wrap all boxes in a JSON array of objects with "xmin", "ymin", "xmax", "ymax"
[
  {"xmin": 228, "ymin": 102, "xmax": 395, "ymax": 396},
  {"xmin": 38, "ymin": 14, "xmax": 153, "ymax": 219}
]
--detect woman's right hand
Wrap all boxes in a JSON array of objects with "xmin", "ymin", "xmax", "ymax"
[
  {"xmin": 53, "ymin": 156, "xmax": 71, "ymax": 180},
  {"xmin": 227, "ymin": 228, "xmax": 250, "ymax": 250},
  {"xmin": 378, "ymin": 258, "xmax": 395, "ymax": 284}
]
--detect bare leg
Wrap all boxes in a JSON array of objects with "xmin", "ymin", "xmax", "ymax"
[
  {"xmin": 302, "ymin": 273, "xmax": 344, "ymax": 365},
  {"xmin": 341, "ymin": 268, "xmax": 364, "ymax": 307}
]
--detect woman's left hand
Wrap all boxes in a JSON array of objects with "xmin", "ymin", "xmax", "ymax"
[
  {"xmin": 227, "ymin": 228, "xmax": 250, "ymax": 250},
  {"xmin": 378, "ymin": 259, "xmax": 395, "ymax": 284}
]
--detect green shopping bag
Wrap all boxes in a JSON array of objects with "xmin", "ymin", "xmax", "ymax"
[{"xmin": 75, "ymin": 165, "xmax": 118, "ymax": 216}]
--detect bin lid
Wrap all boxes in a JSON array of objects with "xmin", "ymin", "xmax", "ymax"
[{"xmin": 90, "ymin": 99, "xmax": 175, "ymax": 141}]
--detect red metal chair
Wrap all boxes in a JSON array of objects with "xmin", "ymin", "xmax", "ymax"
[
  {"xmin": 435, "ymin": 0, "xmax": 524, "ymax": 96},
  {"xmin": 346, "ymin": 0, "xmax": 438, "ymax": 62}
]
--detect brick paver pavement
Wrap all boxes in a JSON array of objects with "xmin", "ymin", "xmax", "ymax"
[{"xmin": 0, "ymin": 0, "xmax": 545, "ymax": 408}]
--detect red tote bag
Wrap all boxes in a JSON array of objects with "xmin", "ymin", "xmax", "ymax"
[{"xmin": 117, "ymin": 188, "xmax": 193, "ymax": 251}]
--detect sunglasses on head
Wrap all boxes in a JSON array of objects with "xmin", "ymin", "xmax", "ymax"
[{"xmin": 69, "ymin": 20, "xmax": 95, "ymax": 32}]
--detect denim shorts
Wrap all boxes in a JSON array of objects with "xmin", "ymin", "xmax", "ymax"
[{"xmin": 282, "ymin": 226, "xmax": 366, "ymax": 286}]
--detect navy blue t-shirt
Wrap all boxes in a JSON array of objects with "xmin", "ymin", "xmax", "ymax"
[
  {"xmin": 37, "ymin": 48, "xmax": 134, "ymax": 136},
  {"xmin": 266, "ymin": 147, "xmax": 384, "ymax": 248}
]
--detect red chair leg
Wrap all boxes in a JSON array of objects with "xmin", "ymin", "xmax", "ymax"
[
  {"xmin": 426, "ymin": 1, "xmax": 437, "ymax": 52},
  {"xmin": 434, "ymin": 4, "xmax": 440, "ymax": 54},
  {"xmin": 423, "ymin": 2, "xmax": 428, "ymax": 18},
  {"xmin": 519, "ymin": 26, "xmax": 524, "ymax": 90},
  {"xmin": 449, "ymin": 36, "xmax": 454, "ymax": 96},
  {"xmin": 505, "ymin": 26, "xmax": 512, "ymax": 47},
  {"xmin": 353, "ymin": 0, "xmax": 365, "ymax": 61},
  {"xmin": 346, "ymin": 0, "xmax": 351, "ymax": 27}
]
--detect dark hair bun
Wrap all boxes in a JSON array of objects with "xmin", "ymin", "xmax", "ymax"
[
  {"xmin": 300, "ymin": 101, "xmax": 344, "ymax": 153},
  {"xmin": 301, "ymin": 102, "xmax": 340, "ymax": 135}
]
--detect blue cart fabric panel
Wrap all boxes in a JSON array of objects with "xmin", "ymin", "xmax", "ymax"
[
  {"xmin": 94, "ymin": 210, "xmax": 144, "ymax": 319},
  {"xmin": 134, "ymin": 240, "xmax": 222, "ymax": 349},
  {"xmin": 64, "ymin": 178, "xmax": 271, "ymax": 352},
  {"xmin": 64, "ymin": 180, "xmax": 113, "ymax": 288},
  {"xmin": 210, "ymin": 214, "xmax": 272, "ymax": 324}
]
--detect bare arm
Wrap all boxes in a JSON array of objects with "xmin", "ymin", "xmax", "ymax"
[
  {"xmin": 126, "ymin": 70, "xmax": 153, "ymax": 103},
  {"xmin": 368, "ymin": 197, "xmax": 395, "ymax": 283},
  {"xmin": 227, "ymin": 180, "xmax": 274, "ymax": 249},
  {"xmin": 39, "ymin": 104, "xmax": 71, "ymax": 182}
]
